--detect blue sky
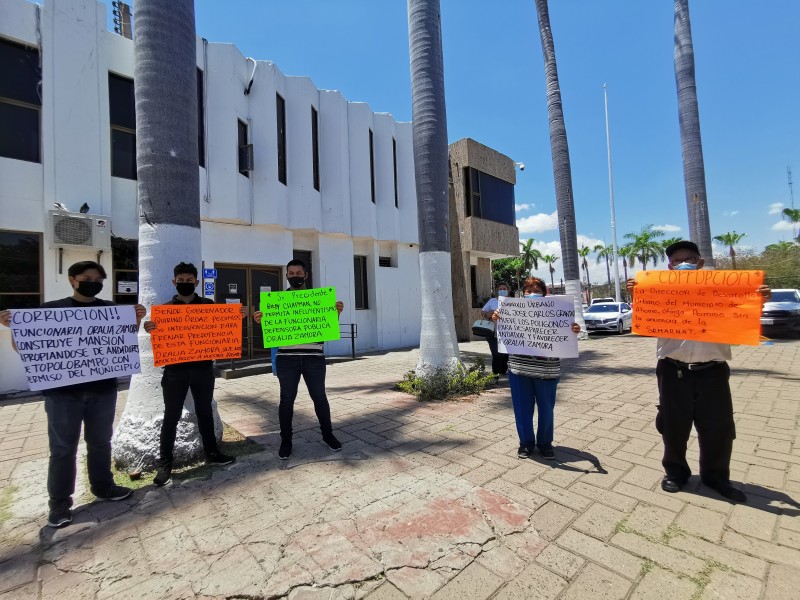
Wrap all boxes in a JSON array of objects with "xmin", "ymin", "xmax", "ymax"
[{"xmin": 115, "ymin": 1, "xmax": 799, "ymax": 283}]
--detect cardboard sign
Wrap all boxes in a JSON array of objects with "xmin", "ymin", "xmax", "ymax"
[
  {"xmin": 496, "ymin": 295, "xmax": 579, "ymax": 358},
  {"xmin": 260, "ymin": 287, "xmax": 341, "ymax": 348},
  {"xmin": 150, "ymin": 304, "xmax": 242, "ymax": 366},
  {"xmin": 632, "ymin": 270, "xmax": 764, "ymax": 345},
  {"xmin": 8, "ymin": 305, "xmax": 140, "ymax": 391}
]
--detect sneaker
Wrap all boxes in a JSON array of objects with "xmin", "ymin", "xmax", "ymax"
[
  {"xmin": 46, "ymin": 505, "xmax": 73, "ymax": 528},
  {"xmin": 95, "ymin": 484, "xmax": 133, "ymax": 502},
  {"xmin": 206, "ymin": 452, "xmax": 235, "ymax": 466},
  {"xmin": 539, "ymin": 446, "xmax": 556, "ymax": 460},
  {"xmin": 278, "ymin": 440, "xmax": 292, "ymax": 460},
  {"xmin": 154, "ymin": 461, "xmax": 173, "ymax": 487},
  {"xmin": 517, "ymin": 445, "xmax": 530, "ymax": 459},
  {"xmin": 323, "ymin": 434, "xmax": 342, "ymax": 452}
]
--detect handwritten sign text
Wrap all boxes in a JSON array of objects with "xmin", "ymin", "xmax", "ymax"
[
  {"xmin": 260, "ymin": 287, "xmax": 341, "ymax": 348},
  {"xmin": 150, "ymin": 304, "xmax": 242, "ymax": 366},
  {"xmin": 496, "ymin": 295, "xmax": 579, "ymax": 358}
]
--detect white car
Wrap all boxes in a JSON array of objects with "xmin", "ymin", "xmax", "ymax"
[{"xmin": 584, "ymin": 302, "xmax": 633, "ymax": 334}]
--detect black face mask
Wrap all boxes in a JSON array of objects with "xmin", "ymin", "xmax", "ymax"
[
  {"xmin": 287, "ymin": 276, "xmax": 305, "ymax": 289},
  {"xmin": 175, "ymin": 282, "xmax": 196, "ymax": 297},
  {"xmin": 76, "ymin": 281, "xmax": 103, "ymax": 298}
]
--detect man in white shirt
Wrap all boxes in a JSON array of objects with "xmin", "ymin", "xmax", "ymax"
[
  {"xmin": 481, "ymin": 283, "xmax": 510, "ymax": 375},
  {"xmin": 628, "ymin": 241, "xmax": 770, "ymax": 503}
]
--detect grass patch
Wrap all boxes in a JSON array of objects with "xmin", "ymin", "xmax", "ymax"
[
  {"xmin": 640, "ymin": 558, "xmax": 656, "ymax": 577},
  {"xmin": 0, "ymin": 485, "xmax": 18, "ymax": 525},
  {"xmin": 395, "ymin": 358, "xmax": 497, "ymax": 401}
]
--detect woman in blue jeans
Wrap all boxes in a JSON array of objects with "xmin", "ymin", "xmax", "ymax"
[{"xmin": 492, "ymin": 277, "xmax": 581, "ymax": 460}]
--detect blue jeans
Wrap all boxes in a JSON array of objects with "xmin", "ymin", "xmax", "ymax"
[
  {"xmin": 44, "ymin": 385, "xmax": 117, "ymax": 509},
  {"xmin": 508, "ymin": 372, "xmax": 559, "ymax": 448},
  {"xmin": 276, "ymin": 355, "xmax": 333, "ymax": 440}
]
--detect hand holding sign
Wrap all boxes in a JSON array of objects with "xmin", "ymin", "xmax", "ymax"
[
  {"xmin": 260, "ymin": 287, "xmax": 341, "ymax": 348},
  {"xmin": 496, "ymin": 295, "xmax": 579, "ymax": 358}
]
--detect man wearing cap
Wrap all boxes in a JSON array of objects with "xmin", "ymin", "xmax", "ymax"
[{"xmin": 627, "ymin": 240, "xmax": 770, "ymax": 503}]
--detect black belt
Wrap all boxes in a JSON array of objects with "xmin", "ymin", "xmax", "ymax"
[{"xmin": 663, "ymin": 357, "xmax": 723, "ymax": 371}]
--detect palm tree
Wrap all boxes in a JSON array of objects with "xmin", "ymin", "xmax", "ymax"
[
  {"xmin": 113, "ymin": 0, "xmax": 209, "ymax": 469},
  {"xmin": 713, "ymin": 231, "xmax": 746, "ymax": 269},
  {"xmin": 660, "ymin": 236, "xmax": 683, "ymax": 267},
  {"xmin": 534, "ymin": 0, "xmax": 584, "ymax": 331},
  {"xmin": 674, "ymin": 0, "xmax": 714, "ymax": 265},
  {"xmin": 619, "ymin": 244, "xmax": 633, "ymax": 281},
  {"xmin": 766, "ymin": 240, "xmax": 797, "ymax": 252},
  {"xmin": 520, "ymin": 238, "xmax": 542, "ymax": 273},
  {"xmin": 408, "ymin": 0, "xmax": 460, "ymax": 378},
  {"xmin": 624, "ymin": 225, "xmax": 666, "ymax": 270},
  {"xmin": 594, "ymin": 243, "xmax": 612, "ymax": 289},
  {"xmin": 578, "ymin": 245, "xmax": 592, "ymax": 301},
  {"xmin": 783, "ymin": 208, "xmax": 800, "ymax": 241},
  {"xmin": 543, "ymin": 254, "xmax": 559, "ymax": 291}
]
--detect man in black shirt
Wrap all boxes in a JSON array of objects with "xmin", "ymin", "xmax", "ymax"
[
  {"xmin": 143, "ymin": 262, "xmax": 236, "ymax": 487},
  {"xmin": 1, "ymin": 261, "xmax": 146, "ymax": 528}
]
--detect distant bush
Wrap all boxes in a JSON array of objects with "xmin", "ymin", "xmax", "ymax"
[
  {"xmin": 715, "ymin": 243, "xmax": 800, "ymax": 288},
  {"xmin": 396, "ymin": 357, "xmax": 497, "ymax": 401}
]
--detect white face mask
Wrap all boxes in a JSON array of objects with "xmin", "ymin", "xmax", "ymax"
[
  {"xmin": 674, "ymin": 262, "xmax": 697, "ymax": 271},
  {"xmin": 498, "ymin": 290, "xmax": 508, "ymax": 297},
  {"xmin": 524, "ymin": 293, "xmax": 543, "ymax": 298}
]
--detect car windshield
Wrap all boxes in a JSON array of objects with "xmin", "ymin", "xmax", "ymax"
[
  {"xmin": 771, "ymin": 291, "xmax": 799, "ymax": 303},
  {"xmin": 586, "ymin": 304, "xmax": 620, "ymax": 313}
]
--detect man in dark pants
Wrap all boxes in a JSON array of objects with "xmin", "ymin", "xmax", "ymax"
[
  {"xmin": 628, "ymin": 241, "xmax": 770, "ymax": 503},
  {"xmin": 143, "ymin": 262, "xmax": 235, "ymax": 486},
  {"xmin": 1, "ymin": 261, "xmax": 146, "ymax": 528},
  {"xmin": 254, "ymin": 259, "xmax": 343, "ymax": 460}
]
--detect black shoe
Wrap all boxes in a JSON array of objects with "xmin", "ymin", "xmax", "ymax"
[
  {"xmin": 517, "ymin": 446, "xmax": 530, "ymax": 459},
  {"xmin": 154, "ymin": 461, "xmax": 173, "ymax": 487},
  {"xmin": 539, "ymin": 446, "xmax": 556, "ymax": 460},
  {"xmin": 95, "ymin": 484, "xmax": 132, "ymax": 502},
  {"xmin": 278, "ymin": 440, "xmax": 292, "ymax": 460},
  {"xmin": 661, "ymin": 476, "xmax": 683, "ymax": 493},
  {"xmin": 46, "ymin": 505, "xmax": 72, "ymax": 528},
  {"xmin": 706, "ymin": 481, "xmax": 747, "ymax": 503},
  {"xmin": 206, "ymin": 452, "xmax": 235, "ymax": 466},
  {"xmin": 323, "ymin": 434, "xmax": 342, "ymax": 452}
]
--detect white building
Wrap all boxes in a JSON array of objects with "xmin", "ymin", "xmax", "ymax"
[{"xmin": 0, "ymin": 0, "xmax": 423, "ymax": 395}]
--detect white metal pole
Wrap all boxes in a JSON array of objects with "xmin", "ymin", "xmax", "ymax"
[{"xmin": 604, "ymin": 84, "xmax": 622, "ymax": 302}]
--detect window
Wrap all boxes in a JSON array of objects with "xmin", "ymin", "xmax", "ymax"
[
  {"xmin": 276, "ymin": 93, "xmax": 286, "ymax": 184},
  {"xmin": 109, "ymin": 73, "xmax": 136, "ymax": 179},
  {"xmin": 463, "ymin": 167, "xmax": 516, "ymax": 226},
  {"xmin": 354, "ymin": 255, "xmax": 369, "ymax": 309},
  {"xmin": 0, "ymin": 38, "xmax": 41, "ymax": 163},
  {"xmin": 311, "ymin": 106, "xmax": 320, "ymax": 191},
  {"xmin": 0, "ymin": 230, "xmax": 42, "ymax": 309},
  {"xmin": 237, "ymin": 119, "xmax": 249, "ymax": 177},
  {"xmin": 112, "ymin": 237, "xmax": 138, "ymax": 305},
  {"xmin": 392, "ymin": 137, "xmax": 398, "ymax": 208},
  {"xmin": 369, "ymin": 129, "xmax": 376, "ymax": 203},
  {"xmin": 197, "ymin": 68, "xmax": 205, "ymax": 167},
  {"xmin": 470, "ymin": 265, "xmax": 479, "ymax": 308},
  {"xmin": 378, "ymin": 256, "xmax": 391, "ymax": 268}
]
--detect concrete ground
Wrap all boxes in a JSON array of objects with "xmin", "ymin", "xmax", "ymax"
[{"xmin": 1, "ymin": 334, "xmax": 799, "ymax": 599}]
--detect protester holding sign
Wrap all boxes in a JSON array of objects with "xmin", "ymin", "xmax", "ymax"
[
  {"xmin": 0, "ymin": 261, "xmax": 145, "ymax": 528},
  {"xmin": 627, "ymin": 240, "xmax": 771, "ymax": 503},
  {"xmin": 491, "ymin": 277, "xmax": 581, "ymax": 460},
  {"xmin": 254, "ymin": 259, "xmax": 344, "ymax": 460},
  {"xmin": 143, "ymin": 262, "xmax": 240, "ymax": 487},
  {"xmin": 480, "ymin": 282, "xmax": 510, "ymax": 375}
]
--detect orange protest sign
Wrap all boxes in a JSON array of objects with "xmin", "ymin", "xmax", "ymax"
[
  {"xmin": 150, "ymin": 304, "xmax": 242, "ymax": 367},
  {"xmin": 632, "ymin": 270, "xmax": 764, "ymax": 345}
]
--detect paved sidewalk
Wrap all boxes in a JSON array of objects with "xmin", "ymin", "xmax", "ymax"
[{"xmin": 1, "ymin": 335, "xmax": 799, "ymax": 599}]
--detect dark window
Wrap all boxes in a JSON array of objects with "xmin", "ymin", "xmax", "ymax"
[
  {"xmin": 197, "ymin": 68, "xmax": 205, "ymax": 167},
  {"xmin": 109, "ymin": 73, "xmax": 136, "ymax": 179},
  {"xmin": 392, "ymin": 137, "xmax": 398, "ymax": 208},
  {"xmin": 470, "ymin": 265, "xmax": 479, "ymax": 308},
  {"xmin": 0, "ymin": 38, "xmax": 41, "ymax": 163},
  {"xmin": 369, "ymin": 129, "xmax": 376, "ymax": 203},
  {"xmin": 0, "ymin": 230, "xmax": 42, "ymax": 310},
  {"xmin": 238, "ymin": 119, "xmax": 249, "ymax": 177},
  {"xmin": 276, "ymin": 93, "xmax": 286, "ymax": 184},
  {"xmin": 378, "ymin": 256, "xmax": 391, "ymax": 268},
  {"xmin": 311, "ymin": 106, "xmax": 320, "ymax": 191},
  {"xmin": 463, "ymin": 167, "xmax": 515, "ymax": 226},
  {"xmin": 354, "ymin": 255, "xmax": 369, "ymax": 309},
  {"xmin": 112, "ymin": 237, "xmax": 138, "ymax": 305}
]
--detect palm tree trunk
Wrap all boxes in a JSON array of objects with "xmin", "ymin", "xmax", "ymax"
[
  {"xmin": 535, "ymin": 0, "xmax": 585, "ymax": 332},
  {"xmin": 408, "ymin": 0, "xmax": 460, "ymax": 377},
  {"xmin": 549, "ymin": 266, "xmax": 555, "ymax": 290},
  {"xmin": 674, "ymin": 0, "xmax": 714, "ymax": 266},
  {"xmin": 605, "ymin": 255, "xmax": 611, "ymax": 288},
  {"xmin": 113, "ymin": 0, "xmax": 214, "ymax": 470},
  {"xmin": 730, "ymin": 246, "xmax": 737, "ymax": 269}
]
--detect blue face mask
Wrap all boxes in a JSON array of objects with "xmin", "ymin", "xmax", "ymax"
[
  {"xmin": 497, "ymin": 290, "xmax": 508, "ymax": 297},
  {"xmin": 674, "ymin": 262, "xmax": 697, "ymax": 271},
  {"xmin": 524, "ymin": 293, "xmax": 543, "ymax": 298}
]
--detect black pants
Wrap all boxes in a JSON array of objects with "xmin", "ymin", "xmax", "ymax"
[
  {"xmin": 486, "ymin": 336, "xmax": 509, "ymax": 375},
  {"xmin": 656, "ymin": 359, "xmax": 735, "ymax": 485},
  {"xmin": 276, "ymin": 355, "xmax": 333, "ymax": 441},
  {"xmin": 160, "ymin": 365, "xmax": 219, "ymax": 463}
]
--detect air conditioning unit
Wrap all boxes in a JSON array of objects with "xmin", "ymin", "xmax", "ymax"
[{"xmin": 49, "ymin": 211, "xmax": 111, "ymax": 250}]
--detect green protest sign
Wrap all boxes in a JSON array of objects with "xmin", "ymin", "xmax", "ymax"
[{"xmin": 259, "ymin": 287, "xmax": 341, "ymax": 348}]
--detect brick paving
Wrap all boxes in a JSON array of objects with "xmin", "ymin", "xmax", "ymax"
[{"xmin": 0, "ymin": 334, "xmax": 798, "ymax": 599}]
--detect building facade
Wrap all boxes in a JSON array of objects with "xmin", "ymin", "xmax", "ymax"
[{"xmin": 0, "ymin": 0, "xmax": 423, "ymax": 394}]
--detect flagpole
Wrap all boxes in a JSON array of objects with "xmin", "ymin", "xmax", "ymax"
[{"xmin": 604, "ymin": 83, "xmax": 622, "ymax": 302}]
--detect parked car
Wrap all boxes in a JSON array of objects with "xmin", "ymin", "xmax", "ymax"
[
  {"xmin": 761, "ymin": 289, "xmax": 800, "ymax": 338},
  {"xmin": 590, "ymin": 297, "xmax": 616, "ymax": 305},
  {"xmin": 584, "ymin": 302, "xmax": 633, "ymax": 334}
]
